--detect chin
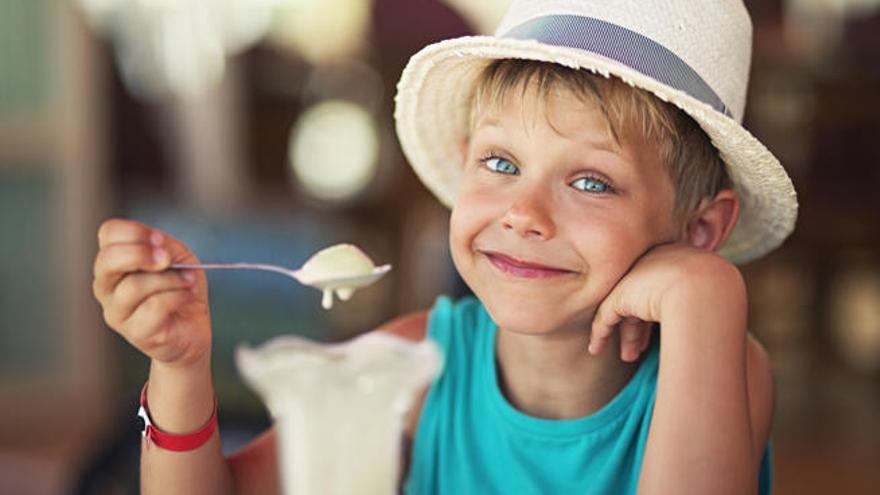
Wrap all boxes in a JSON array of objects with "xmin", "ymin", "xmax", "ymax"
[{"xmin": 479, "ymin": 293, "xmax": 583, "ymax": 335}]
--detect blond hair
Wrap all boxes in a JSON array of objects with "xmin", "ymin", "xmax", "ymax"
[{"xmin": 470, "ymin": 59, "xmax": 731, "ymax": 219}]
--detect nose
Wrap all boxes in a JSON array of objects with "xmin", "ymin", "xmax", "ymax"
[{"xmin": 502, "ymin": 187, "xmax": 556, "ymax": 240}]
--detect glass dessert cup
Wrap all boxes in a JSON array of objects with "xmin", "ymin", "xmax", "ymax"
[{"xmin": 237, "ymin": 332, "xmax": 442, "ymax": 495}]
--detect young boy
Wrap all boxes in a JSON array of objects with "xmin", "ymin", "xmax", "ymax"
[{"xmin": 92, "ymin": 0, "xmax": 796, "ymax": 493}]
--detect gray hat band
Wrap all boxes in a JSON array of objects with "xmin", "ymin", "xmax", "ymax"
[{"xmin": 502, "ymin": 15, "xmax": 732, "ymax": 118}]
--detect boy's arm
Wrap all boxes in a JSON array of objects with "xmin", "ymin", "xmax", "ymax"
[
  {"xmin": 226, "ymin": 428, "xmax": 281, "ymax": 495},
  {"xmin": 746, "ymin": 334, "xmax": 775, "ymax": 462},
  {"xmin": 143, "ymin": 359, "xmax": 235, "ymax": 495},
  {"xmin": 93, "ymin": 219, "xmax": 235, "ymax": 494},
  {"xmin": 590, "ymin": 246, "xmax": 771, "ymax": 495},
  {"xmin": 638, "ymin": 279, "xmax": 772, "ymax": 494}
]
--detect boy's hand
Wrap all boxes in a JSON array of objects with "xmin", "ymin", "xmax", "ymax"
[
  {"xmin": 93, "ymin": 219, "xmax": 212, "ymax": 369},
  {"xmin": 589, "ymin": 243, "xmax": 745, "ymax": 358}
]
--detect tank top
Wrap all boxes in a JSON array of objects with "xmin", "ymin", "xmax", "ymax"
[{"xmin": 403, "ymin": 296, "xmax": 772, "ymax": 494}]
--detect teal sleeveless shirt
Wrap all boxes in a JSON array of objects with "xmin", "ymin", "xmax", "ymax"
[{"xmin": 404, "ymin": 296, "xmax": 773, "ymax": 494}]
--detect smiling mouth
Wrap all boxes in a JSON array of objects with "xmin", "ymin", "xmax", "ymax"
[{"xmin": 481, "ymin": 251, "xmax": 576, "ymax": 279}]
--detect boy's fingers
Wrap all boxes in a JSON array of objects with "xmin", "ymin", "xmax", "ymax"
[
  {"xmin": 147, "ymin": 230, "xmax": 200, "ymax": 266},
  {"xmin": 106, "ymin": 271, "xmax": 197, "ymax": 327},
  {"xmin": 589, "ymin": 304, "xmax": 622, "ymax": 355},
  {"xmin": 97, "ymin": 218, "xmax": 154, "ymax": 248},
  {"xmin": 124, "ymin": 289, "xmax": 196, "ymax": 346},
  {"xmin": 619, "ymin": 319, "xmax": 653, "ymax": 362},
  {"xmin": 618, "ymin": 319, "xmax": 643, "ymax": 362},
  {"xmin": 97, "ymin": 219, "xmax": 197, "ymax": 266},
  {"xmin": 93, "ymin": 243, "xmax": 171, "ymax": 298}
]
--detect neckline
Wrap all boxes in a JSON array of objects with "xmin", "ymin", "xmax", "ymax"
[{"xmin": 480, "ymin": 306, "xmax": 659, "ymax": 438}]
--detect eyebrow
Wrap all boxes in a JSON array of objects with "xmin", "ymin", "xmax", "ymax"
[
  {"xmin": 577, "ymin": 134, "xmax": 622, "ymax": 155},
  {"xmin": 472, "ymin": 113, "xmax": 626, "ymax": 160},
  {"xmin": 473, "ymin": 115, "xmax": 502, "ymax": 129}
]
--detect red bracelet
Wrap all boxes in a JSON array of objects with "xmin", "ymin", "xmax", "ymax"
[{"xmin": 137, "ymin": 382, "xmax": 218, "ymax": 451}]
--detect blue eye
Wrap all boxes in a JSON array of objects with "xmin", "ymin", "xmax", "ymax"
[
  {"xmin": 484, "ymin": 156, "xmax": 519, "ymax": 175},
  {"xmin": 571, "ymin": 176, "xmax": 612, "ymax": 193}
]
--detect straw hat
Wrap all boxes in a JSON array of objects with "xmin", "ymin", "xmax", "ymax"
[{"xmin": 394, "ymin": 0, "xmax": 798, "ymax": 264}]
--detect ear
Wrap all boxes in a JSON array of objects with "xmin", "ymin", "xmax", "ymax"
[{"xmin": 684, "ymin": 189, "xmax": 740, "ymax": 251}]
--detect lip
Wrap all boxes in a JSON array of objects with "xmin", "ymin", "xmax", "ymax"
[{"xmin": 481, "ymin": 250, "xmax": 576, "ymax": 279}]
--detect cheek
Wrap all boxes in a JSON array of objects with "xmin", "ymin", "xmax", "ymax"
[
  {"xmin": 448, "ymin": 205, "xmax": 468, "ymax": 262},
  {"xmin": 448, "ymin": 202, "xmax": 481, "ymax": 293},
  {"xmin": 566, "ymin": 213, "xmax": 653, "ymax": 285},
  {"xmin": 450, "ymin": 185, "xmax": 502, "ymax": 239},
  {"xmin": 449, "ymin": 187, "xmax": 503, "ymax": 269},
  {"xmin": 449, "ymin": 198, "xmax": 480, "ymax": 263}
]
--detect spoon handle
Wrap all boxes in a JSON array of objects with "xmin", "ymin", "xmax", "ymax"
[{"xmin": 170, "ymin": 262, "xmax": 302, "ymax": 281}]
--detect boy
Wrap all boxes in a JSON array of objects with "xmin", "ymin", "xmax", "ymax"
[{"xmin": 92, "ymin": 0, "xmax": 797, "ymax": 493}]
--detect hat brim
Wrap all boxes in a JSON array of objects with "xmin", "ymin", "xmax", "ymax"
[{"xmin": 394, "ymin": 36, "xmax": 798, "ymax": 264}]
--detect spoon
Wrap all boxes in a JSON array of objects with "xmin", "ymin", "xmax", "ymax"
[{"xmin": 171, "ymin": 244, "xmax": 392, "ymax": 309}]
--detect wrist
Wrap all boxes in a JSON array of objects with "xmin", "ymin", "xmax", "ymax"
[
  {"xmin": 151, "ymin": 350, "xmax": 212, "ymax": 376},
  {"xmin": 147, "ymin": 354, "xmax": 216, "ymax": 434},
  {"xmin": 139, "ymin": 381, "xmax": 218, "ymax": 451},
  {"xmin": 662, "ymin": 258, "xmax": 747, "ymax": 323}
]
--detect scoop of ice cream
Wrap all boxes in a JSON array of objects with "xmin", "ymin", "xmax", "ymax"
[
  {"xmin": 297, "ymin": 244, "xmax": 376, "ymax": 285},
  {"xmin": 295, "ymin": 244, "xmax": 391, "ymax": 309}
]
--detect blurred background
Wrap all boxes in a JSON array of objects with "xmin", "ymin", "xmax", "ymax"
[{"xmin": 0, "ymin": 0, "xmax": 878, "ymax": 493}]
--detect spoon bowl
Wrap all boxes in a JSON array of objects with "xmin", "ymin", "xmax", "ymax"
[{"xmin": 295, "ymin": 264, "xmax": 392, "ymax": 290}]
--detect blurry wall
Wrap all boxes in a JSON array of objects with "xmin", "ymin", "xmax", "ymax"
[
  {"xmin": 1, "ymin": 0, "xmax": 112, "ymax": 493},
  {"xmin": 0, "ymin": 0, "xmax": 877, "ymax": 494}
]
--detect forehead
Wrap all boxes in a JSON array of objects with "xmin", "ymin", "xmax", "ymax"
[
  {"xmin": 472, "ymin": 72, "xmax": 668, "ymax": 153},
  {"xmin": 472, "ymin": 82, "xmax": 662, "ymax": 172},
  {"xmin": 468, "ymin": 61, "xmax": 679, "ymax": 156}
]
